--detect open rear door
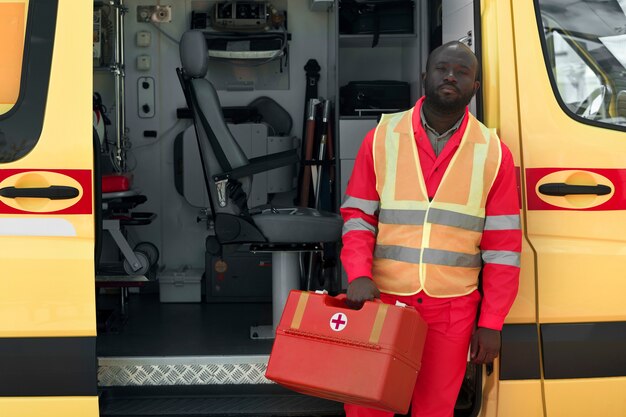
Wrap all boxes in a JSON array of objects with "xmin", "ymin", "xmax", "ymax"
[
  {"xmin": 0, "ymin": 1, "xmax": 98, "ymax": 415},
  {"xmin": 512, "ymin": 1, "xmax": 626, "ymax": 416}
]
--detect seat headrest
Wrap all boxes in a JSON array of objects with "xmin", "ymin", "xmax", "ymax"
[{"xmin": 180, "ymin": 30, "xmax": 208, "ymax": 78}]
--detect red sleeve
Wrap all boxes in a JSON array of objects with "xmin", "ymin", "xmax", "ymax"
[
  {"xmin": 340, "ymin": 128, "xmax": 380, "ymax": 282},
  {"xmin": 478, "ymin": 142, "xmax": 522, "ymax": 331}
]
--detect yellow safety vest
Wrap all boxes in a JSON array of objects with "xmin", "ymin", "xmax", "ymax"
[{"xmin": 372, "ymin": 108, "xmax": 502, "ymax": 297}]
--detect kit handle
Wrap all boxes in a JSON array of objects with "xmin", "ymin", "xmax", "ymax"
[{"xmin": 323, "ymin": 292, "xmax": 383, "ymax": 310}]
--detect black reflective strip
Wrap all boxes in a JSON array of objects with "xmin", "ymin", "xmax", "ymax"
[
  {"xmin": 541, "ymin": 322, "xmax": 626, "ymax": 379},
  {"xmin": 0, "ymin": 336, "xmax": 96, "ymax": 396},
  {"xmin": 499, "ymin": 324, "xmax": 540, "ymax": 380}
]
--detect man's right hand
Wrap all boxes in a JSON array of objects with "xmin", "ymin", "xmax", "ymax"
[{"xmin": 346, "ymin": 277, "xmax": 380, "ymax": 309}]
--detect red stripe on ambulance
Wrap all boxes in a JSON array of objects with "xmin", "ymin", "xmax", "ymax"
[
  {"xmin": 526, "ymin": 168, "xmax": 626, "ymax": 211},
  {"xmin": 0, "ymin": 169, "xmax": 92, "ymax": 214}
]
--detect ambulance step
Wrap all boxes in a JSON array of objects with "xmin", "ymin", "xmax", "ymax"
[
  {"xmin": 99, "ymin": 387, "xmax": 344, "ymax": 416},
  {"xmin": 98, "ymin": 355, "xmax": 272, "ymax": 386}
]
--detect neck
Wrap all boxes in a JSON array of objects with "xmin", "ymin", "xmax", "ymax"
[{"xmin": 422, "ymin": 99, "xmax": 466, "ymax": 133}]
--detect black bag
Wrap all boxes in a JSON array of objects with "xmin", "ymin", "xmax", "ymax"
[
  {"xmin": 339, "ymin": 0, "xmax": 415, "ymax": 47},
  {"xmin": 340, "ymin": 80, "xmax": 411, "ymax": 117}
]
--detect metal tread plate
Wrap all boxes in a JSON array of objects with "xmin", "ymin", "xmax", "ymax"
[{"xmin": 99, "ymin": 355, "xmax": 272, "ymax": 386}]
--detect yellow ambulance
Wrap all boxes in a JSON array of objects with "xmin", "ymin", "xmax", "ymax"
[{"xmin": 0, "ymin": 0, "xmax": 624, "ymax": 416}]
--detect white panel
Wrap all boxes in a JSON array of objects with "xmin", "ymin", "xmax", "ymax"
[
  {"xmin": 441, "ymin": 0, "xmax": 477, "ymax": 115},
  {"xmin": 442, "ymin": 1, "xmax": 475, "ymax": 50},
  {"xmin": 0, "ymin": 218, "xmax": 76, "ymax": 237},
  {"xmin": 340, "ymin": 159, "xmax": 355, "ymax": 201},
  {"xmin": 338, "ymin": 118, "xmax": 378, "ymax": 159},
  {"xmin": 442, "ymin": 0, "xmax": 473, "ymax": 18}
]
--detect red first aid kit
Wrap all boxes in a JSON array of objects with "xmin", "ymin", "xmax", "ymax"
[{"xmin": 265, "ymin": 290, "xmax": 428, "ymax": 414}]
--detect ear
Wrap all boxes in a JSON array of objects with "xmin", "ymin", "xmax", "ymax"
[
  {"xmin": 473, "ymin": 80, "xmax": 481, "ymax": 94},
  {"xmin": 421, "ymin": 71, "xmax": 427, "ymax": 84}
]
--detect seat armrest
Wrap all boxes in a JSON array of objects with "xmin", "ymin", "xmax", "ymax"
[{"xmin": 213, "ymin": 149, "xmax": 298, "ymax": 182}]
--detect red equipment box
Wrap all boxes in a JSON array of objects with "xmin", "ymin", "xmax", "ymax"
[
  {"xmin": 102, "ymin": 174, "xmax": 131, "ymax": 193},
  {"xmin": 265, "ymin": 291, "xmax": 428, "ymax": 414}
]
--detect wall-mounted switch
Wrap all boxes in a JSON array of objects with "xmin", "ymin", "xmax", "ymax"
[
  {"xmin": 136, "ymin": 31, "xmax": 151, "ymax": 47},
  {"xmin": 138, "ymin": 76, "xmax": 155, "ymax": 118},
  {"xmin": 137, "ymin": 55, "xmax": 151, "ymax": 71}
]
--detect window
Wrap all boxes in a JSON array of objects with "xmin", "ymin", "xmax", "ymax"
[
  {"xmin": 536, "ymin": 0, "xmax": 626, "ymax": 129},
  {"xmin": 0, "ymin": 0, "xmax": 56, "ymax": 163},
  {"xmin": 0, "ymin": 1, "xmax": 27, "ymax": 115}
]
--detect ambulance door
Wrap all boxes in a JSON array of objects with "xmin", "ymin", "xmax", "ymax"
[
  {"xmin": 512, "ymin": 1, "xmax": 626, "ymax": 416},
  {"xmin": 480, "ymin": 1, "xmax": 543, "ymax": 416},
  {"xmin": 0, "ymin": 1, "xmax": 98, "ymax": 416}
]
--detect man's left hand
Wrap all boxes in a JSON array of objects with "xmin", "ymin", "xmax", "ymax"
[{"xmin": 470, "ymin": 327, "xmax": 501, "ymax": 364}]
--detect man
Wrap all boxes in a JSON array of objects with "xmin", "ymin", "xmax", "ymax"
[{"xmin": 340, "ymin": 41, "xmax": 521, "ymax": 417}]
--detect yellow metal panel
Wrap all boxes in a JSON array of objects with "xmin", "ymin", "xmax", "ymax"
[
  {"xmin": 479, "ymin": 359, "xmax": 543, "ymax": 417},
  {"xmin": 26, "ymin": 0, "xmax": 93, "ymax": 171},
  {"xmin": 481, "ymin": 0, "xmax": 521, "ymax": 165},
  {"xmin": 0, "ymin": 0, "xmax": 95, "ymax": 337},
  {"xmin": 0, "ymin": 237, "xmax": 95, "ymax": 337},
  {"xmin": 544, "ymin": 378, "xmax": 626, "ymax": 417},
  {"xmin": 481, "ymin": 0, "xmax": 535, "ymax": 324},
  {"xmin": 0, "ymin": 397, "xmax": 99, "ymax": 417},
  {"xmin": 512, "ymin": 0, "xmax": 626, "ymax": 325},
  {"xmin": 529, "ymin": 233, "xmax": 626, "ymax": 323},
  {"xmin": 496, "ymin": 380, "xmax": 544, "ymax": 417}
]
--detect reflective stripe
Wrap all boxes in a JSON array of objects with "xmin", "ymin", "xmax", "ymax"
[
  {"xmin": 0, "ymin": 336, "xmax": 97, "ymax": 397},
  {"xmin": 374, "ymin": 245, "xmax": 421, "ymax": 264},
  {"xmin": 379, "ymin": 208, "xmax": 426, "ymax": 225},
  {"xmin": 342, "ymin": 218, "xmax": 377, "ymax": 235},
  {"xmin": 427, "ymin": 208, "xmax": 484, "ymax": 232},
  {"xmin": 341, "ymin": 196, "xmax": 380, "ymax": 216},
  {"xmin": 482, "ymin": 250, "xmax": 521, "ymax": 267},
  {"xmin": 423, "ymin": 248, "xmax": 482, "ymax": 268},
  {"xmin": 484, "ymin": 215, "xmax": 521, "ymax": 230},
  {"xmin": 0, "ymin": 218, "xmax": 76, "ymax": 236}
]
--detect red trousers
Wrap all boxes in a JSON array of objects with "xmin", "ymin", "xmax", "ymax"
[{"xmin": 344, "ymin": 290, "xmax": 481, "ymax": 417}]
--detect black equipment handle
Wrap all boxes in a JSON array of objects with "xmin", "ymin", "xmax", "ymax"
[
  {"xmin": 538, "ymin": 183, "xmax": 611, "ymax": 196},
  {"xmin": 0, "ymin": 185, "xmax": 80, "ymax": 200}
]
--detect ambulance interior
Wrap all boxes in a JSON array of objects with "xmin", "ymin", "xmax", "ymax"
[
  {"xmin": 92, "ymin": 1, "xmax": 437, "ymax": 414},
  {"xmin": 90, "ymin": 0, "xmax": 626, "ymax": 415}
]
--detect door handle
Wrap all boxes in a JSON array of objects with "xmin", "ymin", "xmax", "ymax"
[
  {"xmin": 0, "ymin": 185, "xmax": 80, "ymax": 200},
  {"xmin": 538, "ymin": 183, "xmax": 611, "ymax": 197}
]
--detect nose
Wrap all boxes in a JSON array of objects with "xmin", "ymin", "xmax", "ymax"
[{"xmin": 443, "ymin": 69, "xmax": 457, "ymax": 83}]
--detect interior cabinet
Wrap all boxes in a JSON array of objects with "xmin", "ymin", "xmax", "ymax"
[{"xmin": 333, "ymin": 0, "xmax": 425, "ymax": 205}]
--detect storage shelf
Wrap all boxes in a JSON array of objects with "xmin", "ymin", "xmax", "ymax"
[
  {"xmin": 339, "ymin": 33, "xmax": 416, "ymax": 48},
  {"xmin": 339, "ymin": 115, "xmax": 379, "ymax": 121}
]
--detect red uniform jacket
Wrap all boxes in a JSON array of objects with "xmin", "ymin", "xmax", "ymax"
[{"xmin": 341, "ymin": 98, "xmax": 521, "ymax": 331}]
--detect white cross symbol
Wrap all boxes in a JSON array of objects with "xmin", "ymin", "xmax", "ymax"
[{"xmin": 330, "ymin": 312, "xmax": 348, "ymax": 331}]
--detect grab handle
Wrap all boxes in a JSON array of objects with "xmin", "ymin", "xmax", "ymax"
[{"xmin": 0, "ymin": 185, "xmax": 79, "ymax": 200}]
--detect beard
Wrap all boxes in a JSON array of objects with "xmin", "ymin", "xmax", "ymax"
[{"xmin": 424, "ymin": 83, "xmax": 475, "ymax": 114}]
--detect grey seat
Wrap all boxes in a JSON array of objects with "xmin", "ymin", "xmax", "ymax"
[{"xmin": 177, "ymin": 30, "xmax": 342, "ymax": 338}]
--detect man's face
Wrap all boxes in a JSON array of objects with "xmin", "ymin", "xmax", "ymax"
[{"xmin": 423, "ymin": 46, "xmax": 480, "ymax": 113}]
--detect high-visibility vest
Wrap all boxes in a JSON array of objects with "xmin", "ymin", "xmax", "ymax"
[{"xmin": 372, "ymin": 108, "xmax": 502, "ymax": 297}]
